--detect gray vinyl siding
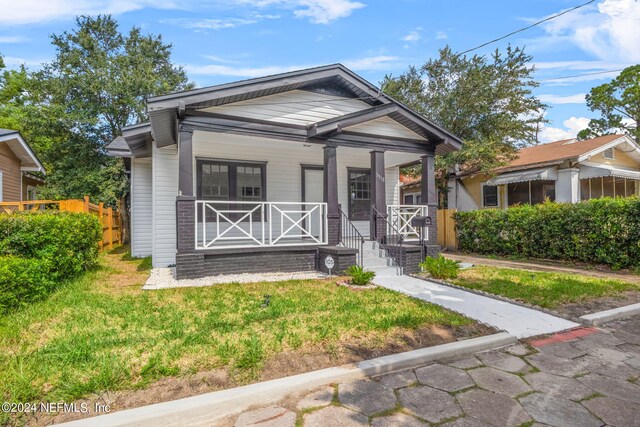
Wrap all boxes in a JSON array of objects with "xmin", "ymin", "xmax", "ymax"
[
  {"xmin": 152, "ymin": 144, "xmax": 179, "ymax": 267},
  {"xmin": 131, "ymin": 157, "xmax": 152, "ymax": 257}
]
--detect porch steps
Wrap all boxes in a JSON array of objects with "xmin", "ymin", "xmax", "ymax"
[{"xmin": 361, "ymin": 240, "xmax": 401, "ymax": 276}]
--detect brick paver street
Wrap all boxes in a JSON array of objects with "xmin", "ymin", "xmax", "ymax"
[{"xmin": 232, "ymin": 316, "xmax": 640, "ymax": 427}]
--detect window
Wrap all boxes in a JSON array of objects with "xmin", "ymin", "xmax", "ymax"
[
  {"xmin": 348, "ymin": 169, "xmax": 371, "ymax": 220},
  {"xmin": 197, "ymin": 160, "xmax": 266, "ymax": 220},
  {"xmin": 404, "ymin": 194, "xmax": 414, "ymax": 205},
  {"xmin": 416, "ymin": 195, "xmax": 422, "ymax": 205},
  {"xmin": 603, "ymin": 148, "xmax": 614, "ymax": 160},
  {"xmin": 482, "ymin": 184, "xmax": 499, "ymax": 207},
  {"xmin": 198, "ymin": 160, "xmax": 265, "ymax": 201}
]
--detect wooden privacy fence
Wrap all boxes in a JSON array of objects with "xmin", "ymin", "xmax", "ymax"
[
  {"xmin": 437, "ymin": 208, "xmax": 457, "ymax": 251},
  {"xmin": 0, "ymin": 196, "xmax": 122, "ymax": 250}
]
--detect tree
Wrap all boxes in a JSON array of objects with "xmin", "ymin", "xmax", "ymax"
[
  {"xmin": 24, "ymin": 15, "xmax": 194, "ymax": 204},
  {"xmin": 578, "ymin": 65, "xmax": 640, "ymax": 142},
  {"xmin": 382, "ymin": 46, "xmax": 546, "ymax": 187}
]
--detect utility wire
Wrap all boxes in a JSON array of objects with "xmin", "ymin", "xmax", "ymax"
[
  {"xmin": 457, "ymin": 0, "xmax": 597, "ymax": 56},
  {"xmin": 538, "ymin": 68, "xmax": 624, "ymax": 83}
]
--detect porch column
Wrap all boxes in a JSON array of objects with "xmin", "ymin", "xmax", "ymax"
[
  {"xmin": 421, "ymin": 150, "xmax": 438, "ymax": 246},
  {"xmin": 323, "ymin": 145, "xmax": 340, "ymax": 245},
  {"xmin": 370, "ymin": 150, "xmax": 386, "ymax": 240},
  {"xmin": 556, "ymin": 168, "xmax": 580, "ymax": 203},
  {"xmin": 176, "ymin": 130, "xmax": 204, "ymax": 279}
]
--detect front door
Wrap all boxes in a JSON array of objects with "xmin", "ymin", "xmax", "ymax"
[{"xmin": 302, "ymin": 166, "xmax": 324, "ymax": 238}]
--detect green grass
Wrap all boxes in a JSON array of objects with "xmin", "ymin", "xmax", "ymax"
[
  {"xmin": 450, "ymin": 266, "xmax": 638, "ymax": 309},
  {"xmin": 0, "ymin": 249, "xmax": 473, "ymax": 416}
]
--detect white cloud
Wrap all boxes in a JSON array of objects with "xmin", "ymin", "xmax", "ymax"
[
  {"xmin": 538, "ymin": 93, "xmax": 586, "ymax": 104},
  {"xmin": 0, "ymin": 36, "xmax": 29, "ymax": 43},
  {"xmin": 2, "ymin": 55, "xmax": 48, "ymax": 67},
  {"xmin": 539, "ymin": 116, "xmax": 591, "ymax": 143},
  {"xmin": 342, "ymin": 55, "xmax": 399, "ymax": 70},
  {"xmin": 435, "ymin": 31, "xmax": 447, "ymax": 40},
  {"xmin": 0, "ymin": 0, "xmax": 180, "ymax": 25},
  {"xmin": 235, "ymin": 0, "xmax": 365, "ymax": 24},
  {"xmin": 402, "ymin": 29, "xmax": 421, "ymax": 42},
  {"xmin": 175, "ymin": 17, "xmax": 259, "ymax": 30},
  {"xmin": 185, "ymin": 55, "xmax": 399, "ymax": 77},
  {"xmin": 535, "ymin": 0, "xmax": 640, "ymax": 62}
]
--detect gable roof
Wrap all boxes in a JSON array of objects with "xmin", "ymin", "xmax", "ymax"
[
  {"xmin": 498, "ymin": 134, "xmax": 628, "ymax": 172},
  {"xmin": 0, "ymin": 129, "xmax": 45, "ymax": 174},
  {"xmin": 139, "ymin": 64, "xmax": 462, "ymax": 155}
]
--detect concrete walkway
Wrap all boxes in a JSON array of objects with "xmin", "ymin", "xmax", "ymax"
[
  {"xmin": 446, "ymin": 253, "xmax": 640, "ymax": 284},
  {"xmin": 372, "ymin": 271, "xmax": 578, "ymax": 338}
]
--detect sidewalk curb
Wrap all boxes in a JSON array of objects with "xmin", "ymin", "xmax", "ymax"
[
  {"xmin": 55, "ymin": 333, "xmax": 516, "ymax": 427},
  {"xmin": 579, "ymin": 303, "xmax": 640, "ymax": 326}
]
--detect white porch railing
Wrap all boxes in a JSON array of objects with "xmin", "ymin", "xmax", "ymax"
[
  {"xmin": 387, "ymin": 205, "xmax": 429, "ymax": 241},
  {"xmin": 195, "ymin": 201, "xmax": 328, "ymax": 249}
]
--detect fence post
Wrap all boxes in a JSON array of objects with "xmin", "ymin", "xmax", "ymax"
[
  {"xmin": 107, "ymin": 207, "xmax": 114, "ymax": 249},
  {"xmin": 98, "ymin": 202, "xmax": 104, "ymax": 249},
  {"xmin": 83, "ymin": 196, "xmax": 90, "ymax": 213}
]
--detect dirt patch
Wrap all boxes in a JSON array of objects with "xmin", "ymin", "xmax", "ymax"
[
  {"xmin": 38, "ymin": 323, "xmax": 493, "ymax": 426},
  {"xmin": 554, "ymin": 290, "xmax": 640, "ymax": 319}
]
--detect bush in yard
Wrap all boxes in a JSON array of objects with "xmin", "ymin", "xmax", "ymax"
[
  {"xmin": 0, "ymin": 212, "xmax": 102, "ymax": 312},
  {"xmin": 0, "ymin": 256, "xmax": 54, "ymax": 312},
  {"xmin": 454, "ymin": 197, "xmax": 640, "ymax": 269},
  {"xmin": 420, "ymin": 255, "xmax": 460, "ymax": 279},
  {"xmin": 344, "ymin": 265, "xmax": 376, "ymax": 286}
]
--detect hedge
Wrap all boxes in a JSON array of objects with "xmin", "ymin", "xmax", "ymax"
[
  {"xmin": 0, "ymin": 212, "xmax": 102, "ymax": 312},
  {"xmin": 454, "ymin": 198, "xmax": 640, "ymax": 269}
]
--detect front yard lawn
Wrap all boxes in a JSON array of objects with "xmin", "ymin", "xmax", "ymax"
[
  {"xmin": 447, "ymin": 266, "xmax": 640, "ymax": 315},
  {"xmin": 1, "ymin": 248, "xmax": 490, "ymax": 425}
]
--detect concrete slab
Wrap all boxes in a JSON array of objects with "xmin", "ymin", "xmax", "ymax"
[
  {"xmin": 233, "ymin": 405, "xmax": 295, "ymax": 427},
  {"xmin": 467, "ymin": 367, "xmax": 531, "ymax": 397},
  {"xmin": 519, "ymin": 393, "xmax": 602, "ymax": 427},
  {"xmin": 372, "ymin": 275, "xmax": 578, "ymax": 338},
  {"xmin": 456, "ymin": 389, "xmax": 531, "ymax": 427},
  {"xmin": 303, "ymin": 406, "xmax": 368, "ymax": 427},
  {"xmin": 415, "ymin": 363, "xmax": 475, "ymax": 392},
  {"xmin": 399, "ymin": 385, "xmax": 463, "ymax": 423},
  {"xmin": 338, "ymin": 379, "xmax": 397, "ymax": 416}
]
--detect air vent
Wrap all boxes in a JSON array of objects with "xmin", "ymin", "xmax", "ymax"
[{"xmin": 603, "ymin": 147, "xmax": 614, "ymax": 159}]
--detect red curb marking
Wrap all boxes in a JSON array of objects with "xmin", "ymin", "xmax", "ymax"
[{"xmin": 529, "ymin": 327, "xmax": 600, "ymax": 347}]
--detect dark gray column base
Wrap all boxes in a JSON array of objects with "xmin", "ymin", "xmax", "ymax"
[{"xmin": 176, "ymin": 252, "xmax": 205, "ymax": 279}]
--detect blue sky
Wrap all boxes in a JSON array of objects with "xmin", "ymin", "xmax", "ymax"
[{"xmin": 1, "ymin": 0, "xmax": 638, "ymax": 142}]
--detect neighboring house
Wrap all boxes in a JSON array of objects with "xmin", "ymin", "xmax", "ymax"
[
  {"xmin": 448, "ymin": 134, "xmax": 640, "ymax": 211},
  {"xmin": 0, "ymin": 129, "xmax": 45, "ymax": 202},
  {"xmin": 399, "ymin": 175, "xmax": 422, "ymax": 205},
  {"xmin": 107, "ymin": 64, "xmax": 462, "ymax": 278}
]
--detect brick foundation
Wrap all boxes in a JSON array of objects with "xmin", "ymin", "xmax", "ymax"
[{"xmin": 317, "ymin": 246, "xmax": 358, "ymax": 275}]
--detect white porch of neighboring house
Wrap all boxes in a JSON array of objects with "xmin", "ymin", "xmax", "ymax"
[
  {"xmin": 449, "ymin": 135, "xmax": 640, "ymax": 211},
  {"xmin": 110, "ymin": 65, "xmax": 462, "ymax": 278}
]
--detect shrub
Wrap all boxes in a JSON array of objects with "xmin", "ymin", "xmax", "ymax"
[
  {"xmin": 420, "ymin": 255, "xmax": 460, "ymax": 279},
  {"xmin": 0, "ymin": 212, "xmax": 102, "ymax": 280},
  {"xmin": 0, "ymin": 256, "xmax": 53, "ymax": 312},
  {"xmin": 0, "ymin": 212, "xmax": 102, "ymax": 312},
  {"xmin": 454, "ymin": 198, "xmax": 640, "ymax": 269},
  {"xmin": 344, "ymin": 265, "xmax": 376, "ymax": 286}
]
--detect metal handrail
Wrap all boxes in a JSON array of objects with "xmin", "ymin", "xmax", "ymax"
[
  {"xmin": 338, "ymin": 208, "xmax": 365, "ymax": 266},
  {"xmin": 372, "ymin": 206, "xmax": 405, "ymax": 274}
]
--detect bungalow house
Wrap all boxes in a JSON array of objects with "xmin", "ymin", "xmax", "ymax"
[
  {"xmin": 447, "ymin": 134, "xmax": 640, "ymax": 211},
  {"xmin": 107, "ymin": 64, "xmax": 462, "ymax": 278},
  {"xmin": 0, "ymin": 129, "xmax": 46, "ymax": 202}
]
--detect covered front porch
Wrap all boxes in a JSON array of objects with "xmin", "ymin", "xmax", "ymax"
[{"xmin": 175, "ymin": 129, "xmax": 439, "ymax": 278}]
